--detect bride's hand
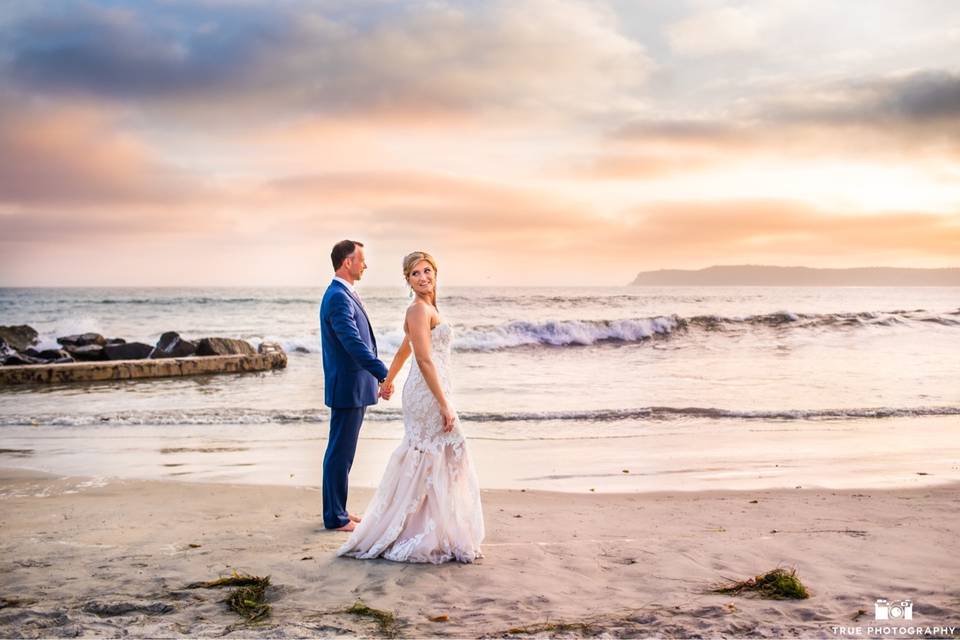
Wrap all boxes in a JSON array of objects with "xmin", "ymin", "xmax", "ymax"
[
  {"xmin": 379, "ymin": 381, "xmax": 394, "ymax": 400},
  {"xmin": 440, "ymin": 404, "xmax": 457, "ymax": 432}
]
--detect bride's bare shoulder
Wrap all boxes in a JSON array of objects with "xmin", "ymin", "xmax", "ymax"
[
  {"xmin": 405, "ymin": 302, "xmax": 439, "ymax": 330},
  {"xmin": 405, "ymin": 302, "xmax": 430, "ymax": 324}
]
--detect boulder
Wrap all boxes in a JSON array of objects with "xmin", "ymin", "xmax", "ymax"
[
  {"xmin": 58, "ymin": 333, "xmax": 107, "ymax": 348},
  {"xmin": 150, "ymin": 332, "xmax": 197, "ymax": 359},
  {"xmin": 106, "ymin": 338, "xmax": 127, "ymax": 345},
  {"xmin": 196, "ymin": 337, "xmax": 255, "ymax": 357},
  {"xmin": 4, "ymin": 352, "xmax": 46, "ymax": 366},
  {"xmin": 36, "ymin": 348, "xmax": 73, "ymax": 362},
  {"xmin": 2, "ymin": 340, "xmax": 57, "ymax": 365},
  {"xmin": 1, "ymin": 338, "xmax": 18, "ymax": 360},
  {"xmin": 64, "ymin": 344, "xmax": 107, "ymax": 361},
  {"xmin": 104, "ymin": 342, "xmax": 154, "ymax": 361},
  {"xmin": 0, "ymin": 325, "xmax": 39, "ymax": 351}
]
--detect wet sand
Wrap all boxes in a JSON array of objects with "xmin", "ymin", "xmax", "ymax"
[{"xmin": 1, "ymin": 467, "xmax": 958, "ymax": 638}]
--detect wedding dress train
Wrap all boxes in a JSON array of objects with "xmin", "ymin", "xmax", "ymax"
[{"xmin": 336, "ymin": 323, "xmax": 485, "ymax": 563}]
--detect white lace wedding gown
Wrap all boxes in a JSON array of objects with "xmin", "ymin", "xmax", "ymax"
[{"xmin": 336, "ymin": 322, "xmax": 485, "ymax": 563}]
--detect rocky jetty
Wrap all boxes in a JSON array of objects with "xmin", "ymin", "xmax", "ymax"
[{"xmin": 0, "ymin": 326, "xmax": 287, "ymax": 385}]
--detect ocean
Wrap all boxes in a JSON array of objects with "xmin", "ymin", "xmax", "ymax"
[{"xmin": 1, "ymin": 285, "xmax": 958, "ymax": 492}]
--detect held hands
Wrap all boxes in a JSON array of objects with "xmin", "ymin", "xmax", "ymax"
[
  {"xmin": 379, "ymin": 380, "xmax": 395, "ymax": 401},
  {"xmin": 440, "ymin": 404, "xmax": 457, "ymax": 433}
]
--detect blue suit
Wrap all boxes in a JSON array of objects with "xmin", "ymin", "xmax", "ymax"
[{"xmin": 319, "ymin": 279, "xmax": 389, "ymax": 529}]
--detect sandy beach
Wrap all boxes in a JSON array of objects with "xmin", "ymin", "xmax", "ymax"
[{"xmin": 1, "ymin": 467, "xmax": 958, "ymax": 639}]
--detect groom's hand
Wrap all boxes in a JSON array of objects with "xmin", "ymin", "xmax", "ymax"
[{"xmin": 379, "ymin": 381, "xmax": 394, "ymax": 400}]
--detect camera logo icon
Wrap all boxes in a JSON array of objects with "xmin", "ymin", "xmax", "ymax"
[{"xmin": 875, "ymin": 598, "xmax": 913, "ymax": 620}]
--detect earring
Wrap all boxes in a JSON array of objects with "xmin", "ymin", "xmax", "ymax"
[{"xmin": 408, "ymin": 287, "xmax": 414, "ymax": 299}]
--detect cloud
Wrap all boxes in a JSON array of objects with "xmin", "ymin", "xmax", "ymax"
[
  {"xmin": 665, "ymin": 5, "xmax": 765, "ymax": 57},
  {"xmin": 763, "ymin": 69, "xmax": 960, "ymax": 126},
  {"xmin": 260, "ymin": 171, "xmax": 960, "ymax": 268},
  {"xmin": 0, "ymin": 165, "xmax": 602, "ymax": 285},
  {"xmin": 610, "ymin": 200, "xmax": 960, "ymax": 263},
  {"xmin": 560, "ymin": 151, "xmax": 720, "ymax": 179},
  {"xmin": 2, "ymin": 1, "xmax": 958, "ymax": 285},
  {"xmin": 600, "ymin": 69, "xmax": 960, "ymax": 172},
  {"xmin": 3, "ymin": 4, "xmax": 213, "ymax": 98},
  {"xmin": 263, "ymin": 170, "xmax": 595, "ymax": 239},
  {"xmin": 1, "ymin": 0, "xmax": 651, "ymax": 121},
  {"xmin": 0, "ymin": 94, "xmax": 206, "ymax": 205},
  {"xmin": 268, "ymin": 170, "xmax": 544, "ymax": 209},
  {"xmin": 612, "ymin": 118, "xmax": 749, "ymax": 144},
  {"xmin": 0, "ymin": 209, "xmax": 181, "ymax": 242}
]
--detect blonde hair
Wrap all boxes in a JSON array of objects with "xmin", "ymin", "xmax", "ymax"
[{"xmin": 402, "ymin": 251, "xmax": 439, "ymax": 308}]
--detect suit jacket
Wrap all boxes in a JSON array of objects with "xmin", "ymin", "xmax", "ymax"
[{"xmin": 319, "ymin": 279, "xmax": 389, "ymax": 408}]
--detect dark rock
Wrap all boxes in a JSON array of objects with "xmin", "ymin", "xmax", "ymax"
[
  {"xmin": 106, "ymin": 338, "xmax": 127, "ymax": 345},
  {"xmin": 1, "ymin": 338, "xmax": 18, "ymax": 360},
  {"xmin": 58, "ymin": 333, "xmax": 106, "ymax": 348},
  {"xmin": 151, "ymin": 332, "xmax": 197, "ymax": 359},
  {"xmin": 196, "ymin": 337, "xmax": 255, "ymax": 357},
  {"xmin": 104, "ymin": 342, "xmax": 154, "ymax": 360},
  {"xmin": 16, "ymin": 348, "xmax": 77, "ymax": 364},
  {"xmin": 4, "ymin": 352, "xmax": 47, "ymax": 366},
  {"xmin": 0, "ymin": 325, "xmax": 39, "ymax": 351},
  {"xmin": 36, "ymin": 349, "xmax": 72, "ymax": 361},
  {"xmin": 63, "ymin": 344, "xmax": 107, "ymax": 361}
]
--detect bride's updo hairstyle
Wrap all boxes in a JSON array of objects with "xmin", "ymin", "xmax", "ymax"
[{"xmin": 402, "ymin": 251, "xmax": 439, "ymax": 309}]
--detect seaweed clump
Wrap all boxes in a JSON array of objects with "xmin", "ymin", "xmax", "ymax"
[
  {"xmin": 712, "ymin": 567, "xmax": 809, "ymax": 600},
  {"xmin": 226, "ymin": 579, "xmax": 271, "ymax": 621},
  {"xmin": 186, "ymin": 570, "xmax": 272, "ymax": 621},
  {"xmin": 345, "ymin": 600, "xmax": 400, "ymax": 637}
]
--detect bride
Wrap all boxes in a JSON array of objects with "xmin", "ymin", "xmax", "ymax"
[{"xmin": 336, "ymin": 251, "xmax": 485, "ymax": 564}]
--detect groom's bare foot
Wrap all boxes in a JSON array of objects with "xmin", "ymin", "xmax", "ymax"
[
  {"xmin": 331, "ymin": 521, "xmax": 356, "ymax": 532},
  {"xmin": 348, "ymin": 512, "xmax": 362, "ymax": 523}
]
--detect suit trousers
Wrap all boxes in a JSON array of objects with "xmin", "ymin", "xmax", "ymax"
[{"xmin": 322, "ymin": 406, "xmax": 366, "ymax": 529}]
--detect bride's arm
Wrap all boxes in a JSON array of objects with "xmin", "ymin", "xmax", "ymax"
[
  {"xmin": 380, "ymin": 335, "xmax": 412, "ymax": 398},
  {"xmin": 406, "ymin": 304, "xmax": 456, "ymax": 432}
]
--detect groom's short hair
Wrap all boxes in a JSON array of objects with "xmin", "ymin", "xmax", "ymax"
[{"xmin": 331, "ymin": 239, "xmax": 363, "ymax": 270}]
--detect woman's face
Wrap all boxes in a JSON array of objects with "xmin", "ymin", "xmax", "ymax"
[{"xmin": 407, "ymin": 259, "xmax": 436, "ymax": 296}]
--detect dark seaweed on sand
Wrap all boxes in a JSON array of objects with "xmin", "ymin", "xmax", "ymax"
[
  {"xmin": 186, "ymin": 570, "xmax": 272, "ymax": 621},
  {"xmin": 712, "ymin": 567, "xmax": 810, "ymax": 600},
  {"xmin": 345, "ymin": 600, "xmax": 400, "ymax": 637}
]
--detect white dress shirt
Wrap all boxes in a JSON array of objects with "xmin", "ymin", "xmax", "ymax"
[{"xmin": 333, "ymin": 276, "xmax": 356, "ymax": 295}]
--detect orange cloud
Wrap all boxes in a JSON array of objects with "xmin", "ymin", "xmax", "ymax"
[
  {"xmin": 561, "ymin": 152, "xmax": 721, "ymax": 180},
  {"xmin": 602, "ymin": 201, "xmax": 960, "ymax": 268},
  {"xmin": 0, "ymin": 96, "xmax": 205, "ymax": 205}
]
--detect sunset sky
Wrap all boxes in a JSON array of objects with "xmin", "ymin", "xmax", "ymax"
[{"xmin": 1, "ymin": 0, "xmax": 959, "ymax": 286}]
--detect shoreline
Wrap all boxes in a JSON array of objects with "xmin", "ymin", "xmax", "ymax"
[
  {"xmin": 2, "ymin": 413, "xmax": 958, "ymax": 495},
  {"xmin": 7, "ymin": 464, "xmax": 960, "ymax": 497},
  {"xmin": 2, "ymin": 467, "xmax": 958, "ymax": 638},
  {"xmin": 3, "ymin": 456, "xmax": 960, "ymax": 496}
]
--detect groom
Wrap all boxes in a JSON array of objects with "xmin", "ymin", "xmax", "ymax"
[{"xmin": 320, "ymin": 240, "xmax": 389, "ymax": 532}]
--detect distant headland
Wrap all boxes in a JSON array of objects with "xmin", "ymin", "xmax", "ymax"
[{"xmin": 629, "ymin": 265, "xmax": 960, "ymax": 286}]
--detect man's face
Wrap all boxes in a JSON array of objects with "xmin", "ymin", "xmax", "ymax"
[{"xmin": 344, "ymin": 245, "xmax": 367, "ymax": 281}]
